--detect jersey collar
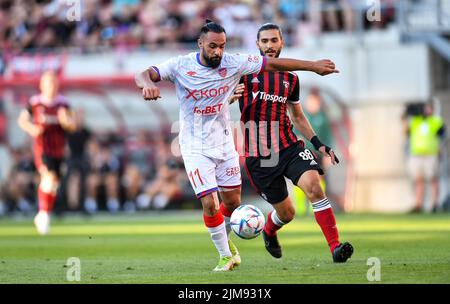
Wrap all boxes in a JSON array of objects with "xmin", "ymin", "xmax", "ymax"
[{"xmin": 196, "ymin": 52, "xmax": 210, "ymax": 68}]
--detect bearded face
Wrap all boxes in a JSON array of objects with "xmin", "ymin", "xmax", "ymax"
[
  {"xmin": 198, "ymin": 32, "xmax": 226, "ymax": 68},
  {"xmin": 202, "ymin": 49, "xmax": 222, "ymax": 68}
]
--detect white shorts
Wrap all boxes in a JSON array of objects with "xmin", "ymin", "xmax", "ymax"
[
  {"xmin": 408, "ymin": 155, "xmax": 438, "ymax": 180},
  {"xmin": 182, "ymin": 151, "xmax": 241, "ymax": 199}
]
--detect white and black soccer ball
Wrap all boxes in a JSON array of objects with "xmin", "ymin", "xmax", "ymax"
[{"xmin": 230, "ymin": 204, "xmax": 265, "ymax": 239}]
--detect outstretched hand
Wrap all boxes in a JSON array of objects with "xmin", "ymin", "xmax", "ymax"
[
  {"xmin": 314, "ymin": 59, "xmax": 339, "ymax": 76},
  {"xmin": 318, "ymin": 145, "xmax": 340, "ymax": 165},
  {"xmin": 229, "ymin": 83, "xmax": 245, "ymax": 104}
]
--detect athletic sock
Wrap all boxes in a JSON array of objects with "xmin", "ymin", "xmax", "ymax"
[
  {"xmin": 219, "ymin": 202, "xmax": 233, "ymax": 239},
  {"xmin": 312, "ymin": 197, "xmax": 340, "ymax": 253},
  {"xmin": 203, "ymin": 212, "xmax": 232, "ymax": 257},
  {"xmin": 38, "ymin": 188, "xmax": 56, "ymax": 212},
  {"xmin": 264, "ymin": 210, "xmax": 286, "ymax": 237}
]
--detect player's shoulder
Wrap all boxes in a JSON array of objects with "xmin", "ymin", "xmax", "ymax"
[
  {"xmin": 29, "ymin": 94, "xmax": 41, "ymax": 106},
  {"xmin": 55, "ymin": 94, "xmax": 70, "ymax": 108},
  {"xmin": 178, "ymin": 52, "xmax": 197, "ymax": 63}
]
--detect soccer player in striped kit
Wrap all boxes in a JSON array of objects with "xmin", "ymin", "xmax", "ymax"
[
  {"xmin": 135, "ymin": 20, "xmax": 339, "ymax": 271},
  {"xmin": 18, "ymin": 71, "xmax": 76, "ymax": 235},
  {"xmin": 233, "ymin": 23, "xmax": 353, "ymax": 263}
]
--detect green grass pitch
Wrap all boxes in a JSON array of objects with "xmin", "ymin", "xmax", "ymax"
[{"xmin": 0, "ymin": 212, "xmax": 449, "ymax": 284}]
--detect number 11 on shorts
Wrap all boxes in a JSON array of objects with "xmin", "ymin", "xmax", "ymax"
[{"xmin": 189, "ymin": 168, "xmax": 204, "ymax": 189}]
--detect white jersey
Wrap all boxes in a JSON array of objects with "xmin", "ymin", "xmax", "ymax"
[{"xmin": 154, "ymin": 52, "xmax": 265, "ymax": 159}]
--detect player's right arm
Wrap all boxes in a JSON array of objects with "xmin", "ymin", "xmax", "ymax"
[
  {"xmin": 17, "ymin": 109, "xmax": 42, "ymax": 138},
  {"xmin": 135, "ymin": 56, "xmax": 180, "ymax": 101},
  {"xmin": 135, "ymin": 67, "xmax": 161, "ymax": 101}
]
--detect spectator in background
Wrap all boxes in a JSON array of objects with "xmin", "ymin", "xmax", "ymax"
[
  {"xmin": 321, "ymin": 0, "xmax": 340, "ymax": 32},
  {"xmin": 122, "ymin": 130, "xmax": 155, "ymax": 211},
  {"xmin": 300, "ymin": 87, "xmax": 334, "ymax": 166},
  {"xmin": 405, "ymin": 103, "xmax": 446, "ymax": 213},
  {"xmin": 136, "ymin": 158, "xmax": 186, "ymax": 210},
  {"xmin": 1, "ymin": 147, "xmax": 38, "ymax": 215},
  {"xmin": 64, "ymin": 109, "xmax": 91, "ymax": 211},
  {"xmin": 84, "ymin": 139, "xmax": 121, "ymax": 213}
]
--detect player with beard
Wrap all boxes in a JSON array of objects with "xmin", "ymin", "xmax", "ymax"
[
  {"xmin": 231, "ymin": 23, "xmax": 353, "ymax": 262},
  {"xmin": 135, "ymin": 20, "xmax": 339, "ymax": 271}
]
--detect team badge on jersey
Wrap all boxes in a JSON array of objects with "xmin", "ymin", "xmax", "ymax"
[
  {"xmin": 251, "ymin": 77, "xmax": 260, "ymax": 84},
  {"xmin": 218, "ymin": 67, "xmax": 227, "ymax": 78},
  {"xmin": 186, "ymin": 71, "xmax": 197, "ymax": 76},
  {"xmin": 283, "ymin": 80, "xmax": 290, "ymax": 89}
]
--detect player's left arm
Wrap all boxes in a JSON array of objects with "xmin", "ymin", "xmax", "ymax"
[
  {"xmin": 57, "ymin": 107, "xmax": 76, "ymax": 133},
  {"xmin": 288, "ymin": 103, "xmax": 339, "ymax": 165},
  {"xmin": 229, "ymin": 83, "xmax": 245, "ymax": 104},
  {"xmin": 265, "ymin": 57, "xmax": 339, "ymax": 76}
]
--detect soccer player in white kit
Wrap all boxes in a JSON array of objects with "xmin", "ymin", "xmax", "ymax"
[{"xmin": 135, "ymin": 20, "xmax": 339, "ymax": 271}]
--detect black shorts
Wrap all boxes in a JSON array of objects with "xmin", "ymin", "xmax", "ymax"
[
  {"xmin": 244, "ymin": 143, "xmax": 324, "ymax": 205},
  {"xmin": 40, "ymin": 155, "xmax": 63, "ymax": 177}
]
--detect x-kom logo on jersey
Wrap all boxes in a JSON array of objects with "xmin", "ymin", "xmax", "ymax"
[{"xmin": 185, "ymin": 86, "xmax": 230, "ymax": 101}]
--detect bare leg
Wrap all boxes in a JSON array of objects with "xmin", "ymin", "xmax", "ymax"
[
  {"xmin": 414, "ymin": 177, "xmax": 425, "ymax": 211},
  {"xmin": 67, "ymin": 171, "xmax": 80, "ymax": 210},
  {"xmin": 430, "ymin": 177, "xmax": 440, "ymax": 212}
]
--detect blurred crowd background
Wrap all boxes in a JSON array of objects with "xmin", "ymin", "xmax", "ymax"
[{"xmin": 0, "ymin": 0, "xmax": 396, "ymax": 54}]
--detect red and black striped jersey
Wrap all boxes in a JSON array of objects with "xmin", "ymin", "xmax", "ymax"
[
  {"xmin": 27, "ymin": 94, "xmax": 70, "ymax": 158},
  {"xmin": 238, "ymin": 71, "xmax": 301, "ymax": 157}
]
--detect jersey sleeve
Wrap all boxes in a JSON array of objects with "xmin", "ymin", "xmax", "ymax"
[
  {"xmin": 59, "ymin": 95, "xmax": 71, "ymax": 109},
  {"xmin": 152, "ymin": 56, "xmax": 181, "ymax": 82},
  {"xmin": 289, "ymin": 75, "xmax": 300, "ymax": 104},
  {"xmin": 236, "ymin": 54, "xmax": 266, "ymax": 76}
]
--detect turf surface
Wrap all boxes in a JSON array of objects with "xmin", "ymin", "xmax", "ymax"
[{"xmin": 0, "ymin": 212, "xmax": 449, "ymax": 284}]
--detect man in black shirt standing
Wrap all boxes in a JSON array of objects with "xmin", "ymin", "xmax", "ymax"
[{"xmin": 65, "ymin": 109, "xmax": 91, "ymax": 211}]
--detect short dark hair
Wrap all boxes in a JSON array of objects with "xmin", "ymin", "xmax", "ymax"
[
  {"xmin": 200, "ymin": 19, "xmax": 226, "ymax": 37},
  {"xmin": 257, "ymin": 23, "xmax": 283, "ymax": 40}
]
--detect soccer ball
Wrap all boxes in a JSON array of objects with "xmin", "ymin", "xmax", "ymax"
[{"xmin": 230, "ymin": 204, "xmax": 265, "ymax": 239}]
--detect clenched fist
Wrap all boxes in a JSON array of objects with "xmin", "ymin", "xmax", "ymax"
[{"xmin": 142, "ymin": 84, "xmax": 161, "ymax": 101}]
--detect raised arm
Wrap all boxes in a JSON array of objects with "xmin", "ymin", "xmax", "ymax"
[
  {"xmin": 265, "ymin": 57, "xmax": 339, "ymax": 76},
  {"xmin": 135, "ymin": 67, "xmax": 161, "ymax": 100}
]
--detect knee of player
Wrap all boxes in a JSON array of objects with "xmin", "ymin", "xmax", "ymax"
[
  {"xmin": 223, "ymin": 200, "xmax": 240, "ymax": 211},
  {"xmin": 278, "ymin": 206, "xmax": 295, "ymax": 223},
  {"xmin": 281, "ymin": 211, "xmax": 295, "ymax": 223},
  {"xmin": 305, "ymin": 182, "xmax": 325, "ymax": 201}
]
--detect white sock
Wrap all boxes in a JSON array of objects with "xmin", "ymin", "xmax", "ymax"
[
  {"xmin": 207, "ymin": 222, "xmax": 232, "ymax": 257},
  {"xmin": 311, "ymin": 197, "xmax": 332, "ymax": 212},
  {"xmin": 271, "ymin": 210, "xmax": 286, "ymax": 227}
]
